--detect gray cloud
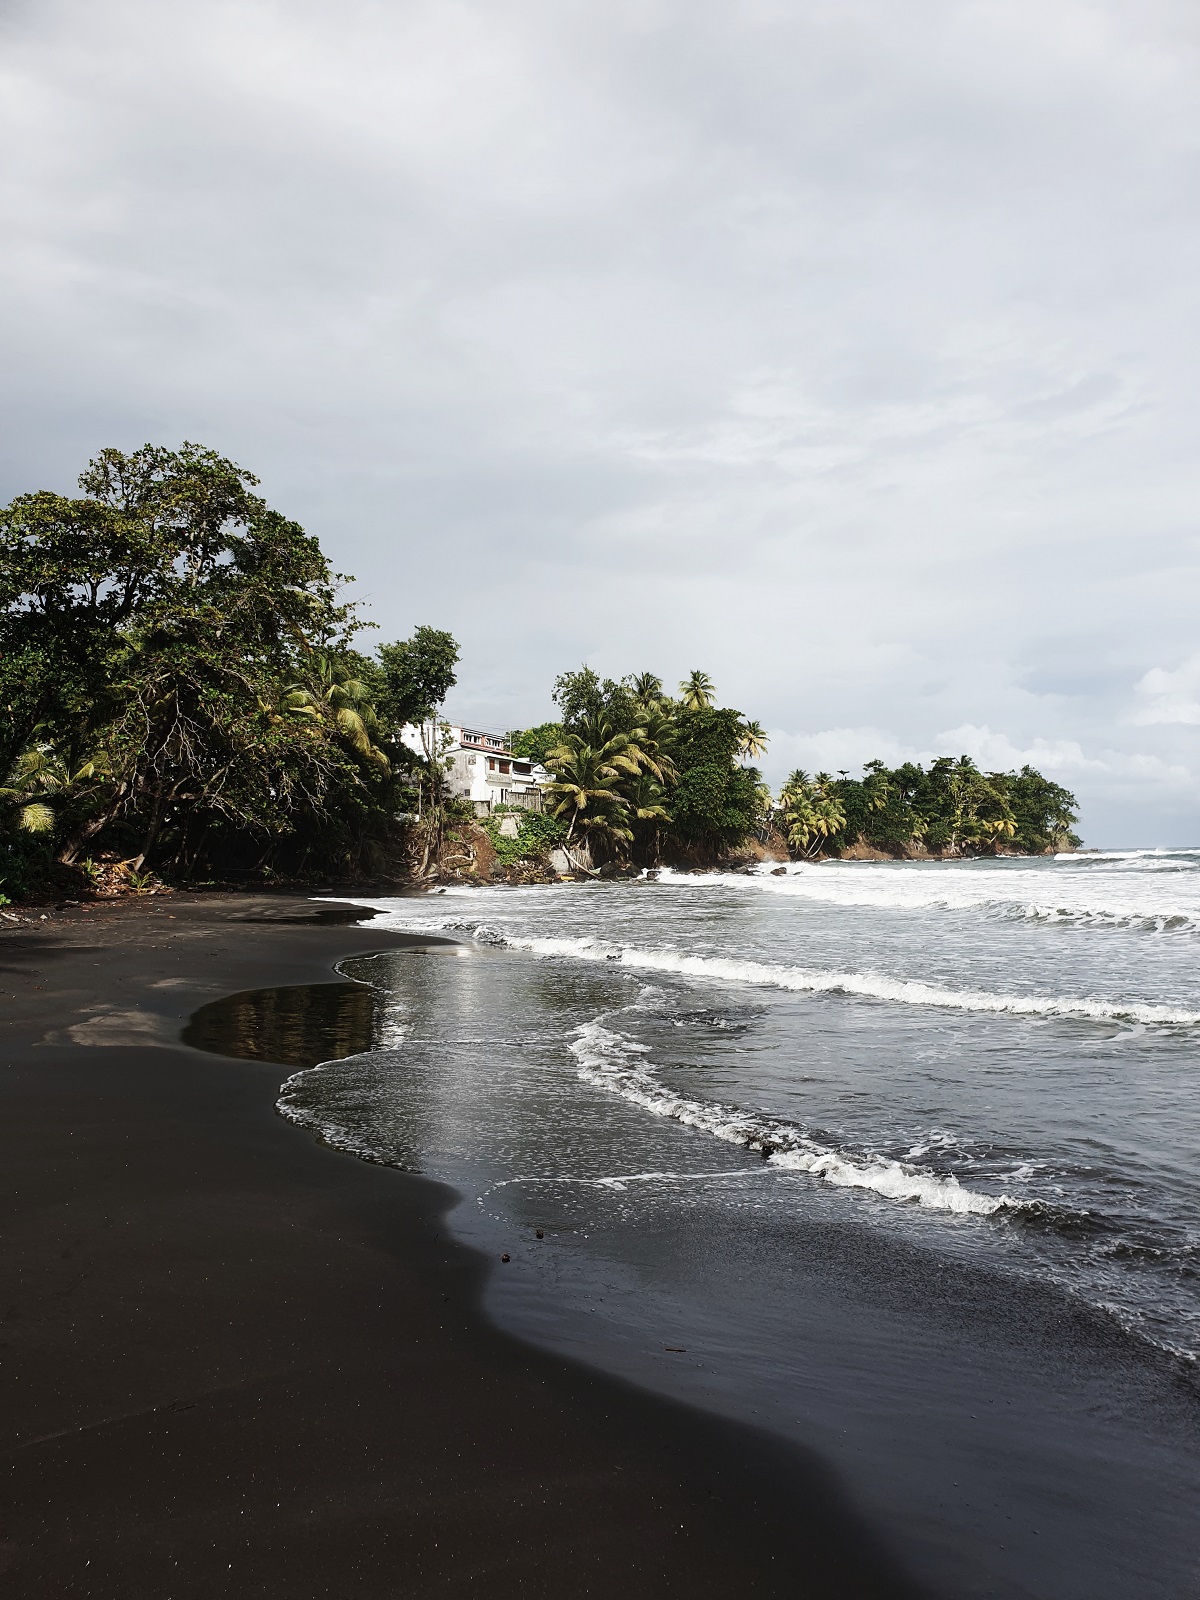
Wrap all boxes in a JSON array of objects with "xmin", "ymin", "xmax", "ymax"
[{"xmin": 2, "ymin": 0, "xmax": 1199, "ymax": 843}]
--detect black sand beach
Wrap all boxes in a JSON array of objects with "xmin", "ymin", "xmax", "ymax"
[{"xmin": 1, "ymin": 894, "xmax": 925, "ymax": 1597}]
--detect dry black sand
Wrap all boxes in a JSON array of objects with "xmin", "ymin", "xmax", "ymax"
[{"xmin": 1, "ymin": 894, "xmax": 925, "ymax": 1597}]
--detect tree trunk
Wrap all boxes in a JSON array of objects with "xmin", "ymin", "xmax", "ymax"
[
  {"xmin": 128, "ymin": 785, "xmax": 167, "ymax": 872},
  {"xmin": 55, "ymin": 787, "xmax": 129, "ymax": 865}
]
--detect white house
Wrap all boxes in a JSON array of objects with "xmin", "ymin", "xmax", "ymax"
[{"xmin": 400, "ymin": 723, "xmax": 549, "ymax": 816}]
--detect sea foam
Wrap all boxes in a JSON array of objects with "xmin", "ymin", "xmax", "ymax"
[
  {"xmin": 569, "ymin": 1020, "xmax": 1009, "ymax": 1215},
  {"xmin": 384, "ymin": 917, "xmax": 1200, "ymax": 1027},
  {"xmin": 653, "ymin": 862, "xmax": 1200, "ymax": 932}
]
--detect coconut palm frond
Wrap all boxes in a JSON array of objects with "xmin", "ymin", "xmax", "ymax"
[
  {"xmin": 678, "ymin": 670, "xmax": 716, "ymax": 712},
  {"xmin": 738, "ymin": 719, "xmax": 768, "ymax": 759}
]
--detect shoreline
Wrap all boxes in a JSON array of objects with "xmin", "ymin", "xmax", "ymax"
[
  {"xmin": 1, "ymin": 892, "xmax": 924, "ymax": 1596},
  {"xmin": 286, "ymin": 886, "xmax": 1200, "ymax": 1599}
]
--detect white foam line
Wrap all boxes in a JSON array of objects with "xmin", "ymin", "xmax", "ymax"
[
  {"xmin": 482, "ymin": 1168, "xmax": 785, "ymax": 1195},
  {"xmin": 498, "ymin": 933, "xmax": 1200, "ymax": 1027},
  {"xmin": 342, "ymin": 902, "xmax": 1200, "ymax": 1026},
  {"xmin": 569, "ymin": 1021, "xmax": 1009, "ymax": 1216},
  {"xmin": 654, "ymin": 866, "xmax": 1200, "ymax": 930}
]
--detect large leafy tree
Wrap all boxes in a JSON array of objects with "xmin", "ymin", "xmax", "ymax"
[
  {"xmin": 0, "ymin": 444, "xmax": 459, "ymax": 885},
  {"xmin": 375, "ymin": 625, "xmax": 461, "ymax": 868},
  {"xmin": 1006, "ymin": 766, "xmax": 1080, "ymax": 853},
  {"xmin": 667, "ymin": 707, "xmax": 762, "ymax": 856},
  {"xmin": 552, "ymin": 666, "xmax": 639, "ymax": 736},
  {"xmin": 509, "ymin": 722, "xmax": 565, "ymax": 765},
  {"xmin": 1, "ymin": 443, "xmax": 359, "ymax": 864},
  {"xmin": 375, "ymin": 627, "xmax": 460, "ymax": 732}
]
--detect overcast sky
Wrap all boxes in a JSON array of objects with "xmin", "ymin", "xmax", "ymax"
[{"xmin": 3, "ymin": 0, "xmax": 1198, "ymax": 844}]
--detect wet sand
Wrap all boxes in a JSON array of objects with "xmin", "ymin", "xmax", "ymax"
[{"xmin": 0, "ymin": 893, "xmax": 925, "ymax": 1597}]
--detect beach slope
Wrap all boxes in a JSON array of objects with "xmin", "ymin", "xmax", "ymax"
[{"xmin": 0, "ymin": 894, "xmax": 923, "ymax": 1597}]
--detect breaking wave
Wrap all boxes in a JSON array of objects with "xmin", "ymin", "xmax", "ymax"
[
  {"xmin": 653, "ymin": 863, "xmax": 1200, "ymax": 933},
  {"xmin": 390, "ymin": 918, "xmax": 1200, "ymax": 1027},
  {"xmin": 570, "ymin": 1020, "xmax": 1010, "ymax": 1216}
]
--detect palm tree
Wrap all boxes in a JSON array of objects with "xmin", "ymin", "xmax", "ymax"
[
  {"xmin": 574, "ymin": 714, "xmax": 673, "ymax": 785},
  {"xmin": 780, "ymin": 770, "xmax": 846, "ymax": 859},
  {"xmin": 629, "ymin": 672, "xmax": 664, "ymax": 709},
  {"xmin": 543, "ymin": 734, "xmax": 631, "ymax": 843},
  {"xmin": 544, "ymin": 714, "xmax": 675, "ymax": 859},
  {"xmin": 738, "ymin": 719, "xmax": 768, "ymax": 759},
  {"xmin": 285, "ymin": 653, "xmax": 390, "ymax": 772},
  {"xmin": 678, "ymin": 670, "xmax": 716, "ymax": 712},
  {"xmin": 1, "ymin": 742, "xmax": 108, "ymax": 837},
  {"xmin": 622, "ymin": 769, "xmax": 672, "ymax": 862}
]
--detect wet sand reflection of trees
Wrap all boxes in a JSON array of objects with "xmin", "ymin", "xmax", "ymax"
[{"xmin": 184, "ymin": 981, "xmax": 379, "ymax": 1069}]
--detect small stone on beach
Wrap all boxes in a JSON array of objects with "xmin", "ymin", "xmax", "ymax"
[{"xmin": 501, "ymin": 1253, "xmax": 510, "ymax": 1262}]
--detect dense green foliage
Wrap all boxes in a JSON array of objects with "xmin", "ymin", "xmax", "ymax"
[
  {"xmin": 0, "ymin": 444, "xmax": 1082, "ymax": 896},
  {"xmin": 0, "ymin": 444, "xmax": 459, "ymax": 892},
  {"xmin": 667, "ymin": 709, "xmax": 764, "ymax": 854},
  {"xmin": 375, "ymin": 628, "xmax": 460, "ymax": 730},
  {"xmin": 537, "ymin": 668, "xmax": 766, "ymax": 864},
  {"xmin": 483, "ymin": 808, "xmax": 568, "ymax": 866},
  {"xmin": 537, "ymin": 668, "xmax": 1079, "ymax": 866},
  {"xmin": 508, "ymin": 722, "xmax": 564, "ymax": 764},
  {"xmin": 778, "ymin": 759, "xmax": 1079, "ymax": 858}
]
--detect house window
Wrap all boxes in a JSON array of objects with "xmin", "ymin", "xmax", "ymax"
[
  {"xmin": 499, "ymin": 760, "xmax": 511, "ymax": 775},
  {"xmin": 467, "ymin": 755, "xmax": 477, "ymax": 765},
  {"xmin": 514, "ymin": 761, "xmax": 531, "ymax": 776},
  {"xmin": 488, "ymin": 758, "xmax": 496, "ymax": 771}
]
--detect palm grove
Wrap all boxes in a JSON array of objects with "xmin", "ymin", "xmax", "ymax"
[{"xmin": 0, "ymin": 446, "xmax": 1079, "ymax": 899}]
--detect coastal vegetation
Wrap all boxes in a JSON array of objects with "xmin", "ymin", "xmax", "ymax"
[
  {"xmin": 777, "ymin": 761, "xmax": 1081, "ymax": 860},
  {"xmin": 518, "ymin": 678, "xmax": 1080, "ymax": 870},
  {"xmin": 510, "ymin": 666, "xmax": 767, "ymax": 867},
  {"xmin": 0, "ymin": 443, "xmax": 458, "ymax": 898},
  {"xmin": 0, "ymin": 443, "xmax": 1079, "ymax": 900}
]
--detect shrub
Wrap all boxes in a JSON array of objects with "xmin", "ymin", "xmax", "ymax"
[{"xmin": 482, "ymin": 809, "xmax": 568, "ymax": 866}]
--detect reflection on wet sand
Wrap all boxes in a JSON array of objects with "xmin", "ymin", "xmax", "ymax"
[{"xmin": 184, "ymin": 980, "xmax": 379, "ymax": 1069}]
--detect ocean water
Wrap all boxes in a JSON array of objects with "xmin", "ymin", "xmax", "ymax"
[{"xmin": 282, "ymin": 854, "xmax": 1200, "ymax": 1598}]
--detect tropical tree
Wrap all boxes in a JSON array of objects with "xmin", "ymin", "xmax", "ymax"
[
  {"xmin": 778, "ymin": 755, "xmax": 1075, "ymax": 859},
  {"xmin": 668, "ymin": 707, "xmax": 762, "ymax": 855},
  {"xmin": 509, "ymin": 722, "xmax": 565, "ymax": 765},
  {"xmin": 679, "ymin": 670, "xmax": 716, "ymax": 712},
  {"xmin": 1006, "ymin": 766, "xmax": 1080, "ymax": 853},
  {"xmin": 622, "ymin": 769, "xmax": 673, "ymax": 862},
  {"xmin": 543, "ymin": 733, "xmax": 634, "ymax": 852},
  {"xmin": 780, "ymin": 770, "xmax": 847, "ymax": 859},
  {"xmin": 375, "ymin": 627, "xmax": 460, "ymax": 734},
  {"xmin": 738, "ymin": 719, "xmax": 768, "ymax": 759},
  {"xmin": 0, "ymin": 443, "xmax": 462, "ymax": 886},
  {"xmin": 542, "ymin": 668, "xmax": 761, "ymax": 864},
  {"xmin": 0, "ymin": 743, "xmax": 106, "ymax": 836},
  {"xmin": 629, "ymin": 671, "xmax": 668, "ymax": 712},
  {"xmin": 285, "ymin": 652, "xmax": 390, "ymax": 771},
  {"xmin": 919, "ymin": 757, "xmax": 1015, "ymax": 853}
]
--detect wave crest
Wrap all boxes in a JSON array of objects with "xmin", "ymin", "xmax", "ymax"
[
  {"xmin": 654, "ymin": 864, "xmax": 1200, "ymax": 934},
  {"xmin": 570, "ymin": 1021, "xmax": 1010, "ymax": 1216},
  {"xmin": 478, "ymin": 929, "xmax": 1200, "ymax": 1027}
]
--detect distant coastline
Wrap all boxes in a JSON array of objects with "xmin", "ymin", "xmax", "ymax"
[{"xmin": 1, "ymin": 443, "xmax": 1079, "ymax": 906}]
